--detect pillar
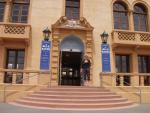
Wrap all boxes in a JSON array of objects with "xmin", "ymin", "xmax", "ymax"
[
  {"xmin": 129, "ymin": 10, "xmax": 134, "ymax": 31},
  {"xmin": 51, "ymin": 31, "xmax": 60, "ymax": 86},
  {"xmin": 112, "ymin": 74, "xmax": 116, "ymax": 86},
  {"xmin": 0, "ymin": 71, "xmax": 4, "ymax": 83},
  {"xmin": 120, "ymin": 76, "xmax": 124, "ymax": 86},
  {"xmin": 4, "ymin": 0, "xmax": 12, "ymax": 22},
  {"xmin": 131, "ymin": 50, "xmax": 139, "ymax": 86},
  {"xmin": 140, "ymin": 76, "xmax": 144, "ymax": 86},
  {"xmin": 0, "ymin": 42, "xmax": 4, "ymax": 83},
  {"xmin": 86, "ymin": 31, "xmax": 93, "ymax": 86},
  {"xmin": 12, "ymin": 73, "xmax": 16, "ymax": 84}
]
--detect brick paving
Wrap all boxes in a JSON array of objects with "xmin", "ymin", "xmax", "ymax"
[{"xmin": 0, "ymin": 103, "xmax": 150, "ymax": 113}]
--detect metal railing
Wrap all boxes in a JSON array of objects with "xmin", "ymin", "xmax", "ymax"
[
  {"xmin": 115, "ymin": 74, "xmax": 142, "ymax": 104},
  {"xmin": 1, "ymin": 69, "xmax": 51, "ymax": 103},
  {"xmin": 100, "ymin": 72, "xmax": 142, "ymax": 104}
]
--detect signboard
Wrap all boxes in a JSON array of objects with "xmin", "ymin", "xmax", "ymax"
[
  {"xmin": 101, "ymin": 44, "xmax": 111, "ymax": 72},
  {"xmin": 40, "ymin": 41, "xmax": 51, "ymax": 70}
]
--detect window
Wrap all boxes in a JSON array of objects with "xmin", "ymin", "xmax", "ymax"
[
  {"xmin": 133, "ymin": 4, "xmax": 148, "ymax": 32},
  {"xmin": 143, "ymin": 76, "xmax": 150, "ymax": 86},
  {"xmin": 65, "ymin": 0, "xmax": 80, "ymax": 20},
  {"xmin": 115, "ymin": 54, "xmax": 131, "ymax": 86},
  {"xmin": 138, "ymin": 55, "xmax": 150, "ymax": 73},
  {"xmin": 115, "ymin": 54, "xmax": 130, "ymax": 73},
  {"xmin": 4, "ymin": 49, "xmax": 25, "ymax": 83},
  {"xmin": 138, "ymin": 55, "xmax": 150, "ymax": 86},
  {"xmin": 11, "ymin": 0, "xmax": 30, "ymax": 23},
  {"xmin": 113, "ymin": 1, "xmax": 129, "ymax": 30},
  {"xmin": 0, "ymin": 0, "xmax": 5, "ymax": 22}
]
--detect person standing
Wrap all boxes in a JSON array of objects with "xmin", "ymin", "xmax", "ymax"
[{"xmin": 81, "ymin": 55, "xmax": 91, "ymax": 86}]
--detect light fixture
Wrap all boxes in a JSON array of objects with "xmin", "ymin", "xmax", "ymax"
[
  {"xmin": 100, "ymin": 31, "xmax": 109, "ymax": 44},
  {"xmin": 43, "ymin": 27, "xmax": 51, "ymax": 41}
]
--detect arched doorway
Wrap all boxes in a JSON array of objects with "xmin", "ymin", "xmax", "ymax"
[{"xmin": 59, "ymin": 35, "xmax": 84, "ymax": 86}]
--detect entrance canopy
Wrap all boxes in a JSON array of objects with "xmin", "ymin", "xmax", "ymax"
[{"xmin": 60, "ymin": 35, "xmax": 84, "ymax": 52}]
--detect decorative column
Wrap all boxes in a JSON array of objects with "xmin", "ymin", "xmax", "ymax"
[
  {"xmin": 0, "ymin": 42, "xmax": 3, "ymax": 68},
  {"xmin": 140, "ymin": 76, "xmax": 144, "ymax": 86},
  {"xmin": 112, "ymin": 74, "xmax": 116, "ymax": 86},
  {"xmin": 131, "ymin": 50, "xmax": 139, "ymax": 86},
  {"xmin": 129, "ymin": 10, "xmax": 134, "ymax": 31},
  {"xmin": 0, "ymin": 41, "xmax": 4, "ymax": 83},
  {"xmin": 86, "ymin": 31, "xmax": 93, "ymax": 86},
  {"xmin": 4, "ymin": 0, "xmax": 12, "ymax": 22},
  {"xmin": 51, "ymin": 30, "xmax": 60, "ymax": 86},
  {"xmin": 24, "ymin": 39, "xmax": 32, "ymax": 70},
  {"xmin": 120, "ymin": 76, "xmax": 124, "ymax": 86},
  {"xmin": 0, "ymin": 72, "xmax": 3, "ymax": 83},
  {"xmin": 12, "ymin": 73, "xmax": 16, "ymax": 84}
]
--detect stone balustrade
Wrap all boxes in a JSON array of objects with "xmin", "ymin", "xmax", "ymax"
[
  {"xmin": 100, "ymin": 72, "xmax": 150, "ymax": 87},
  {"xmin": 0, "ymin": 23, "xmax": 31, "ymax": 40},
  {"xmin": 0, "ymin": 69, "xmax": 50, "ymax": 85},
  {"xmin": 112, "ymin": 30, "xmax": 150, "ymax": 46}
]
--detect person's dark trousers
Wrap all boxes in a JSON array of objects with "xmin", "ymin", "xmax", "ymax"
[{"xmin": 81, "ymin": 68, "xmax": 90, "ymax": 85}]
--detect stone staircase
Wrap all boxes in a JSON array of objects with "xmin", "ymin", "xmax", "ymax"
[{"xmin": 10, "ymin": 86, "xmax": 137, "ymax": 110}]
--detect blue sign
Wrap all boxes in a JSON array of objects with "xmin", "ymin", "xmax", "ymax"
[
  {"xmin": 40, "ymin": 41, "xmax": 51, "ymax": 70},
  {"xmin": 101, "ymin": 44, "xmax": 111, "ymax": 72}
]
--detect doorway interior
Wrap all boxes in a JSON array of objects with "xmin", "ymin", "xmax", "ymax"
[
  {"xmin": 59, "ymin": 51, "xmax": 83, "ymax": 86},
  {"xmin": 59, "ymin": 35, "xmax": 84, "ymax": 86}
]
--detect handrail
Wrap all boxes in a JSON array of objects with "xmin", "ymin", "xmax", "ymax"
[
  {"xmin": 3, "ymin": 73, "xmax": 38, "ymax": 103},
  {"xmin": 2, "ymin": 69, "xmax": 50, "ymax": 103},
  {"xmin": 115, "ymin": 75, "xmax": 142, "ymax": 104},
  {"xmin": 100, "ymin": 72, "xmax": 142, "ymax": 104}
]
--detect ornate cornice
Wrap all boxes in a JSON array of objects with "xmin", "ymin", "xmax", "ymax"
[{"xmin": 52, "ymin": 16, "xmax": 94, "ymax": 31}]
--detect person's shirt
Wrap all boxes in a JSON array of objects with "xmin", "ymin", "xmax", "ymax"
[{"xmin": 81, "ymin": 59, "xmax": 91, "ymax": 69}]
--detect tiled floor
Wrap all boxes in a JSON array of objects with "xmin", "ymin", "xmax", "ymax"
[{"xmin": 0, "ymin": 103, "xmax": 150, "ymax": 113}]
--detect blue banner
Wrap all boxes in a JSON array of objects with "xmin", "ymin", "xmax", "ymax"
[
  {"xmin": 40, "ymin": 41, "xmax": 51, "ymax": 70},
  {"xmin": 101, "ymin": 44, "xmax": 111, "ymax": 72}
]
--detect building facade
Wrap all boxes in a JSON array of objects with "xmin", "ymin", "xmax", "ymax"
[{"xmin": 0, "ymin": 0, "xmax": 150, "ymax": 103}]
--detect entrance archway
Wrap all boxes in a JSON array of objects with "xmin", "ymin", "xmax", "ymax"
[
  {"xmin": 59, "ymin": 35, "xmax": 84, "ymax": 86},
  {"xmin": 51, "ymin": 16, "xmax": 93, "ymax": 86}
]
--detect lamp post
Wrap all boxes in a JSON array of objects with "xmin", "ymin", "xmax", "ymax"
[
  {"xmin": 43, "ymin": 27, "xmax": 51, "ymax": 41},
  {"xmin": 100, "ymin": 31, "xmax": 109, "ymax": 44}
]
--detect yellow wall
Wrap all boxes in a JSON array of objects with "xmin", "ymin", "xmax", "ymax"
[
  {"xmin": 27, "ymin": 0, "xmax": 150, "ymax": 86},
  {"xmin": 0, "ymin": 0, "xmax": 150, "ymax": 103}
]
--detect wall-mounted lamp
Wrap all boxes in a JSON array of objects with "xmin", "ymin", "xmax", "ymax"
[
  {"xmin": 100, "ymin": 31, "xmax": 109, "ymax": 44},
  {"xmin": 43, "ymin": 27, "xmax": 51, "ymax": 41}
]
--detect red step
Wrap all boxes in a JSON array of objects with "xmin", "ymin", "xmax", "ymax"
[{"xmin": 10, "ymin": 86, "xmax": 137, "ymax": 110}]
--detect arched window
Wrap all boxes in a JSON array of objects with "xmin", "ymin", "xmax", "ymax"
[
  {"xmin": 0, "ymin": 0, "xmax": 5, "ymax": 22},
  {"xmin": 133, "ymin": 4, "xmax": 148, "ymax": 32},
  {"xmin": 11, "ymin": 0, "xmax": 30, "ymax": 23},
  {"xmin": 113, "ymin": 1, "xmax": 129, "ymax": 30},
  {"xmin": 65, "ymin": 0, "xmax": 80, "ymax": 20}
]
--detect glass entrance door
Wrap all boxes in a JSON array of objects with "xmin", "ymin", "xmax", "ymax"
[
  {"xmin": 59, "ymin": 51, "xmax": 82, "ymax": 86},
  {"xmin": 4, "ymin": 49, "xmax": 25, "ymax": 83}
]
